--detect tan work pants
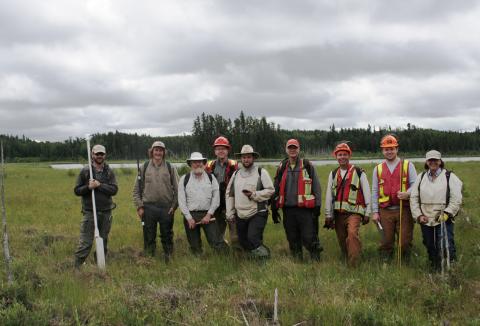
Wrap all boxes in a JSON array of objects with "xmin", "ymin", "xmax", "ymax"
[
  {"xmin": 378, "ymin": 206, "xmax": 414, "ymax": 257},
  {"xmin": 334, "ymin": 212, "xmax": 362, "ymax": 267}
]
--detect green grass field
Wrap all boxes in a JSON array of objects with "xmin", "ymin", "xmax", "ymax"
[{"xmin": 1, "ymin": 162, "xmax": 480, "ymax": 325}]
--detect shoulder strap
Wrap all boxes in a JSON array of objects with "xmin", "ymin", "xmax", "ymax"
[
  {"xmin": 331, "ymin": 167, "xmax": 340, "ymax": 181},
  {"xmin": 183, "ymin": 172, "xmax": 191, "ymax": 188},
  {"xmin": 257, "ymin": 167, "xmax": 264, "ymax": 190},
  {"xmin": 445, "ymin": 170, "xmax": 451, "ymax": 207},
  {"xmin": 355, "ymin": 166, "xmax": 363, "ymax": 177},
  {"xmin": 303, "ymin": 158, "xmax": 313, "ymax": 178},
  {"xmin": 166, "ymin": 161, "xmax": 175, "ymax": 187},
  {"xmin": 141, "ymin": 160, "xmax": 150, "ymax": 194},
  {"xmin": 185, "ymin": 171, "xmax": 213, "ymax": 188}
]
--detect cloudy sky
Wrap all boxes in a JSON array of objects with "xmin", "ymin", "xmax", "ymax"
[{"xmin": 1, "ymin": 0, "xmax": 479, "ymax": 141}]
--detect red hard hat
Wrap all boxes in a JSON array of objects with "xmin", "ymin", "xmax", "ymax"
[
  {"xmin": 286, "ymin": 139, "xmax": 300, "ymax": 148},
  {"xmin": 333, "ymin": 143, "xmax": 352, "ymax": 156},
  {"xmin": 380, "ymin": 135, "xmax": 399, "ymax": 148},
  {"xmin": 213, "ymin": 136, "xmax": 231, "ymax": 149}
]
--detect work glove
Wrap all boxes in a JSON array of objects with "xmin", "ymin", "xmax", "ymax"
[
  {"xmin": 323, "ymin": 218, "xmax": 335, "ymax": 229},
  {"xmin": 313, "ymin": 206, "xmax": 321, "ymax": 218},
  {"xmin": 436, "ymin": 212, "xmax": 451, "ymax": 223},
  {"xmin": 271, "ymin": 208, "xmax": 281, "ymax": 224}
]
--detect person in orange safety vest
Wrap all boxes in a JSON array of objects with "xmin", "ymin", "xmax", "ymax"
[
  {"xmin": 324, "ymin": 142, "xmax": 371, "ymax": 267},
  {"xmin": 206, "ymin": 136, "xmax": 240, "ymax": 248},
  {"xmin": 273, "ymin": 139, "xmax": 322, "ymax": 261},
  {"xmin": 372, "ymin": 134, "xmax": 417, "ymax": 260}
]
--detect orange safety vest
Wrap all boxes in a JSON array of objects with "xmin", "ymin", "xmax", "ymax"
[
  {"xmin": 377, "ymin": 159, "xmax": 410, "ymax": 208},
  {"xmin": 277, "ymin": 159, "xmax": 316, "ymax": 209},
  {"xmin": 206, "ymin": 159, "xmax": 238, "ymax": 186},
  {"xmin": 331, "ymin": 165, "xmax": 366, "ymax": 216}
]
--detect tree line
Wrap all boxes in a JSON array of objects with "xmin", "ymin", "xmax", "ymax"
[{"xmin": 1, "ymin": 112, "xmax": 479, "ymax": 161}]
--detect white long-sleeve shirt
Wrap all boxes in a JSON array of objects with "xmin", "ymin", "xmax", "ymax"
[
  {"xmin": 226, "ymin": 165, "xmax": 275, "ymax": 219},
  {"xmin": 410, "ymin": 168, "xmax": 462, "ymax": 226},
  {"xmin": 178, "ymin": 171, "xmax": 220, "ymax": 220},
  {"xmin": 324, "ymin": 167, "xmax": 371, "ymax": 219}
]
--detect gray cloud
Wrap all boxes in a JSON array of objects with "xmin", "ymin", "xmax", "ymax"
[{"xmin": 1, "ymin": 0, "xmax": 479, "ymax": 141}]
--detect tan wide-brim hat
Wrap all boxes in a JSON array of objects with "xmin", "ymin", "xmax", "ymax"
[
  {"xmin": 186, "ymin": 152, "xmax": 207, "ymax": 166},
  {"xmin": 235, "ymin": 144, "xmax": 259, "ymax": 158}
]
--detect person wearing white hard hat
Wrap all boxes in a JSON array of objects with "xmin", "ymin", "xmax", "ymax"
[
  {"xmin": 410, "ymin": 150, "xmax": 463, "ymax": 271},
  {"xmin": 133, "ymin": 140, "xmax": 179, "ymax": 262},
  {"xmin": 225, "ymin": 145, "xmax": 275, "ymax": 259},
  {"xmin": 178, "ymin": 152, "xmax": 228, "ymax": 255}
]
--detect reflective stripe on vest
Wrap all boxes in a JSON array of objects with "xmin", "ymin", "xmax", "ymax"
[
  {"xmin": 377, "ymin": 159, "xmax": 409, "ymax": 205},
  {"xmin": 332, "ymin": 165, "xmax": 366, "ymax": 216},
  {"xmin": 278, "ymin": 159, "xmax": 315, "ymax": 208}
]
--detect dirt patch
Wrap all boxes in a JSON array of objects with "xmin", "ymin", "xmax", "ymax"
[
  {"xmin": 108, "ymin": 246, "xmax": 154, "ymax": 267},
  {"xmin": 123, "ymin": 284, "xmax": 200, "ymax": 312}
]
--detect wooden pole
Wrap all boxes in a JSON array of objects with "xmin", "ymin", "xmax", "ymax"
[{"xmin": 1, "ymin": 141, "xmax": 14, "ymax": 284}]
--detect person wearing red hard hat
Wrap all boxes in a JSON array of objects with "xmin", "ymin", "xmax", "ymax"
[
  {"xmin": 372, "ymin": 134, "xmax": 417, "ymax": 262},
  {"xmin": 324, "ymin": 142, "xmax": 371, "ymax": 267},
  {"xmin": 272, "ymin": 138, "xmax": 323, "ymax": 261},
  {"xmin": 206, "ymin": 136, "xmax": 239, "ymax": 248}
]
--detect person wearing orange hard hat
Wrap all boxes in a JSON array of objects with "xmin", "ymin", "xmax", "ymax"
[
  {"xmin": 324, "ymin": 142, "xmax": 371, "ymax": 267},
  {"xmin": 206, "ymin": 136, "xmax": 239, "ymax": 249},
  {"xmin": 372, "ymin": 134, "xmax": 417, "ymax": 261}
]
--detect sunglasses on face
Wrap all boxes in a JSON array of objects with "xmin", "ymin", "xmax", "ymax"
[{"xmin": 94, "ymin": 153, "xmax": 105, "ymax": 156}]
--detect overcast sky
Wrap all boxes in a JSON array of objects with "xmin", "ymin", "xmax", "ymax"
[{"xmin": 1, "ymin": 0, "xmax": 479, "ymax": 141}]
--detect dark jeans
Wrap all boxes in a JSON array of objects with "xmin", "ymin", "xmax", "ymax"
[
  {"xmin": 74, "ymin": 210, "xmax": 112, "ymax": 266},
  {"xmin": 421, "ymin": 221, "xmax": 456, "ymax": 269},
  {"xmin": 283, "ymin": 207, "xmax": 320, "ymax": 259},
  {"xmin": 236, "ymin": 212, "xmax": 268, "ymax": 251},
  {"xmin": 183, "ymin": 211, "xmax": 227, "ymax": 254},
  {"xmin": 143, "ymin": 203, "xmax": 174, "ymax": 257}
]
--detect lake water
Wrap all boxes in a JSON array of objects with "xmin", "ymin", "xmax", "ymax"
[{"xmin": 50, "ymin": 157, "xmax": 480, "ymax": 170}]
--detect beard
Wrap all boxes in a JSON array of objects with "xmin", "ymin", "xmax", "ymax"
[{"xmin": 193, "ymin": 167, "xmax": 204, "ymax": 175}]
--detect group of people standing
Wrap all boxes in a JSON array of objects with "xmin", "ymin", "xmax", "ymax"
[{"xmin": 73, "ymin": 134, "xmax": 462, "ymax": 272}]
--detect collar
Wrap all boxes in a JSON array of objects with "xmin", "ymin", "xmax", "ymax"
[{"xmin": 428, "ymin": 168, "xmax": 442, "ymax": 177}]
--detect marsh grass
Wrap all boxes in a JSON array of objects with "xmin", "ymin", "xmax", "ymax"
[{"xmin": 1, "ymin": 162, "xmax": 479, "ymax": 325}]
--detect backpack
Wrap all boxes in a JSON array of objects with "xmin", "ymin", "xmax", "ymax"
[
  {"xmin": 139, "ymin": 160, "xmax": 176, "ymax": 200},
  {"xmin": 418, "ymin": 169, "xmax": 454, "ymax": 216},
  {"xmin": 229, "ymin": 167, "xmax": 269, "ymax": 212},
  {"xmin": 183, "ymin": 171, "xmax": 213, "ymax": 187}
]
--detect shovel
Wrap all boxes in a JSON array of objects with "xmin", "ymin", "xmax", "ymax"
[{"xmin": 86, "ymin": 135, "xmax": 106, "ymax": 270}]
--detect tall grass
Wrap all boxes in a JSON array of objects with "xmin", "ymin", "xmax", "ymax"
[{"xmin": 1, "ymin": 161, "xmax": 479, "ymax": 325}]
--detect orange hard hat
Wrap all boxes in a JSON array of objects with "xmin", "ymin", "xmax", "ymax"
[
  {"xmin": 380, "ymin": 135, "xmax": 399, "ymax": 148},
  {"xmin": 333, "ymin": 143, "xmax": 352, "ymax": 156},
  {"xmin": 212, "ymin": 136, "xmax": 231, "ymax": 149}
]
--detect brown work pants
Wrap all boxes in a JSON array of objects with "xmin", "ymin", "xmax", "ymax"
[
  {"xmin": 378, "ymin": 206, "xmax": 414, "ymax": 258},
  {"xmin": 334, "ymin": 212, "xmax": 362, "ymax": 267}
]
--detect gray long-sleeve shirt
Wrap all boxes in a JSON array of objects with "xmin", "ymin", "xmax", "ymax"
[
  {"xmin": 178, "ymin": 171, "xmax": 220, "ymax": 220},
  {"xmin": 371, "ymin": 158, "xmax": 417, "ymax": 213}
]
